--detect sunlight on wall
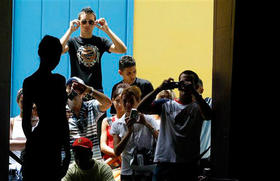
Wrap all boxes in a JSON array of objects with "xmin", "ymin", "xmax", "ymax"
[{"xmin": 134, "ymin": 0, "xmax": 213, "ymax": 98}]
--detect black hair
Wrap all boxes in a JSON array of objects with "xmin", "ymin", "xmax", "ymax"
[
  {"xmin": 198, "ymin": 78, "xmax": 203, "ymax": 87},
  {"xmin": 112, "ymin": 83, "xmax": 130, "ymax": 100},
  {"xmin": 78, "ymin": 7, "xmax": 96, "ymax": 20},
  {"xmin": 16, "ymin": 88, "xmax": 23, "ymax": 103},
  {"xmin": 179, "ymin": 70, "xmax": 200, "ymax": 89},
  {"xmin": 119, "ymin": 55, "xmax": 136, "ymax": 71}
]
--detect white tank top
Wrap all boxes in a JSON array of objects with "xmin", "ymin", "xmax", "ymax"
[{"xmin": 11, "ymin": 116, "xmax": 26, "ymax": 140}]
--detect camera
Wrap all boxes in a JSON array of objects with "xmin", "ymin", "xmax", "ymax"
[
  {"xmin": 68, "ymin": 89, "xmax": 78, "ymax": 100},
  {"xmin": 130, "ymin": 108, "xmax": 139, "ymax": 121},
  {"xmin": 167, "ymin": 81, "xmax": 192, "ymax": 91},
  {"xmin": 167, "ymin": 82, "xmax": 180, "ymax": 89},
  {"xmin": 73, "ymin": 83, "xmax": 86, "ymax": 93}
]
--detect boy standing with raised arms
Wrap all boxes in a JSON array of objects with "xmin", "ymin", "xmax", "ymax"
[{"xmin": 60, "ymin": 7, "xmax": 127, "ymax": 92}]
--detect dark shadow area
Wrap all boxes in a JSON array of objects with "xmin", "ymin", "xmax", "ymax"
[
  {"xmin": 0, "ymin": 0, "xmax": 12, "ymax": 180},
  {"xmin": 21, "ymin": 35, "xmax": 70, "ymax": 181},
  {"xmin": 2, "ymin": 0, "xmax": 271, "ymax": 180}
]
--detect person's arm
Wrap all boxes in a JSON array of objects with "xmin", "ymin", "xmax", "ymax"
[
  {"xmin": 137, "ymin": 78, "xmax": 174, "ymax": 114},
  {"xmin": 10, "ymin": 118, "xmax": 27, "ymax": 151},
  {"xmin": 137, "ymin": 114, "xmax": 159, "ymax": 139},
  {"xmin": 74, "ymin": 82, "xmax": 112, "ymax": 112},
  {"xmin": 95, "ymin": 18, "xmax": 127, "ymax": 54},
  {"xmin": 112, "ymin": 117, "xmax": 134, "ymax": 156},
  {"xmin": 137, "ymin": 88, "xmax": 162, "ymax": 115},
  {"xmin": 60, "ymin": 19, "xmax": 80, "ymax": 54},
  {"xmin": 100, "ymin": 118, "xmax": 116, "ymax": 157},
  {"xmin": 192, "ymin": 90, "xmax": 212, "ymax": 120},
  {"xmin": 9, "ymin": 117, "xmax": 14, "ymax": 139},
  {"xmin": 113, "ymin": 131, "xmax": 132, "ymax": 157},
  {"xmin": 86, "ymin": 87, "xmax": 112, "ymax": 112},
  {"xmin": 10, "ymin": 140, "xmax": 26, "ymax": 151}
]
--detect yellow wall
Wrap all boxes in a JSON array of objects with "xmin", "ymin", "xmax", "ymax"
[{"xmin": 134, "ymin": 0, "xmax": 213, "ymax": 98}]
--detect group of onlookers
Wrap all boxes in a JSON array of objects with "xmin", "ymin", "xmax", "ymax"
[{"xmin": 9, "ymin": 6, "xmax": 212, "ymax": 181}]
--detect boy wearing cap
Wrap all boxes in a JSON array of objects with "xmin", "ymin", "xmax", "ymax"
[
  {"xmin": 66, "ymin": 77, "xmax": 112, "ymax": 161},
  {"xmin": 62, "ymin": 137, "xmax": 115, "ymax": 181}
]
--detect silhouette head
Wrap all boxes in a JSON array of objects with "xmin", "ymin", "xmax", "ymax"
[
  {"xmin": 38, "ymin": 35, "xmax": 62, "ymax": 71},
  {"xmin": 72, "ymin": 137, "xmax": 93, "ymax": 170}
]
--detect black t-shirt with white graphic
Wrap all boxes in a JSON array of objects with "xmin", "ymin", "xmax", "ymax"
[{"xmin": 68, "ymin": 36, "xmax": 112, "ymax": 90}]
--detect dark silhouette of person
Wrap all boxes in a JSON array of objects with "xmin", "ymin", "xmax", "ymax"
[{"xmin": 22, "ymin": 35, "xmax": 70, "ymax": 181}]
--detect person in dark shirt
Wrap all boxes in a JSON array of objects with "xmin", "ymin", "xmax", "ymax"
[
  {"xmin": 110, "ymin": 55, "xmax": 154, "ymax": 115},
  {"xmin": 60, "ymin": 7, "xmax": 127, "ymax": 92}
]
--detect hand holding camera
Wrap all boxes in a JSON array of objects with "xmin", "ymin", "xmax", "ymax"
[
  {"xmin": 159, "ymin": 78, "xmax": 175, "ymax": 90},
  {"xmin": 126, "ymin": 108, "xmax": 139, "ymax": 130},
  {"xmin": 129, "ymin": 109, "xmax": 148, "ymax": 126},
  {"xmin": 159, "ymin": 77, "xmax": 195, "ymax": 92},
  {"xmin": 68, "ymin": 89, "xmax": 78, "ymax": 100},
  {"xmin": 130, "ymin": 108, "xmax": 139, "ymax": 121},
  {"xmin": 67, "ymin": 82, "xmax": 87, "ymax": 100},
  {"xmin": 72, "ymin": 82, "xmax": 86, "ymax": 94}
]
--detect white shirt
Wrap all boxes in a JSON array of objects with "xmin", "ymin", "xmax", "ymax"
[
  {"xmin": 110, "ymin": 114, "xmax": 159, "ymax": 175},
  {"xmin": 154, "ymin": 100, "xmax": 204, "ymax": 163}
]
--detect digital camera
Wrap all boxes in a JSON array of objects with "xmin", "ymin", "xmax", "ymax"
[
  {"xmin": 68, "ymin": 89, "xmax": 78, "ymax": 100},
  {"xmin": 167, "ymin": 81, "xmax": 192, "ymax": 91},
  {"xmin": 167, "ymin": 82, "xmax": 180, "ymax": 89},
  {"xmin": 130, "ymin": 108, "xmax": 139, "ymax": 121}
]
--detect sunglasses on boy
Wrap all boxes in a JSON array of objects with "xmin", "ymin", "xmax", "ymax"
[{"xmin": 80, "ymin": 19, "xmax": 95, "ymax": 25}]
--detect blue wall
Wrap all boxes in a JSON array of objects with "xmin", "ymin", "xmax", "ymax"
[{"xmin": 11, "ymin": 0, "xmax": 134, "ymax": 117}]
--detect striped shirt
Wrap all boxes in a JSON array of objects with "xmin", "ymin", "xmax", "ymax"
[{"xmin": 68, "ymin": 100, "xmax": 104, "ymax": 162}]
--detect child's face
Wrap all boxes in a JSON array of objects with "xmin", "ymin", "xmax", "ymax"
[
  {"xmin": 122, "ymin": 94, "xmax": 139, "ymax": 113},
  {"xmin": 119, "ymin": 66, "xmax": 136, "ymax": 85},
  {"xmin": 113, "ymin": 94, "xmax": 124, "ymax": 114}
]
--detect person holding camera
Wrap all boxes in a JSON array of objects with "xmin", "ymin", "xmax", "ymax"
[
  {"xmin": 110, "ymin": 86, "xmax": 159, "ymax": 181},
  {"xmin": 137, "ymin": 70, "xmax": 212, "ymax": 181},
  {"xmin": 66, "ymin": 77, "xmax": 112, "ymax": 162}
]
